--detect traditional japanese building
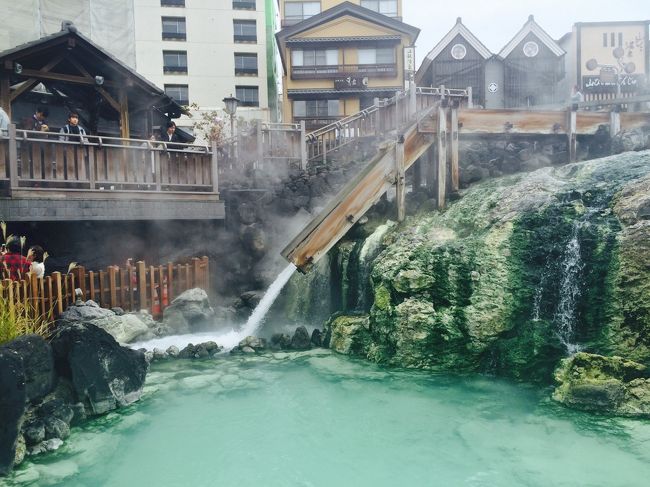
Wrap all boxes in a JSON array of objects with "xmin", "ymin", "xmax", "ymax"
[
  {"xmin": 415, "ymin": 18, "xmax": 492, "ymax": 108},
  {"xmin": 276, "ymin": 1, "xmax": 419, "ymax": 129},
  {"xmin": 498, "ymin": 15, "xmax": 565, "ymax": 108}
]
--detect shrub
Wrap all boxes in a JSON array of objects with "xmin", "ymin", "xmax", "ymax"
[{"xmin": 0, "ymin": 295, "xmax": 51, "ymax": 345}]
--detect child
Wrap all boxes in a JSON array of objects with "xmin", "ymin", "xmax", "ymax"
[{"xmin": 27, "ymin": 245, "xmax": 45, "ymax": 278}]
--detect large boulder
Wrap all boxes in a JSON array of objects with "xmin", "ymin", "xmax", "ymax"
[
  {"xmin": 162, "ymin": 288, "xmax": 215, "ymax": 334},
  {"xmin": 0, "ymin": 349, "xmax": 26, "ymax": 476},
  {"xmin": 328, "ymin": 315, "xmax": 371, "ymax": 356},
  {"xmin": 50, "ymin": 323, "xmax": 148, "ymax": 416},
  {"xmin": 552, "ymin": 352, "xmax": 650, "ymax": 417},
  {"xmin": 59, "ymin": 301, "xmax": 150, "ymax": 344},
  {"xmin": 611, "ymin": 128, "xmax": 649, "ymax": 154},
  {"xmin": 2, "ymin": 335, "xmax": 54, "ymax": 403}
]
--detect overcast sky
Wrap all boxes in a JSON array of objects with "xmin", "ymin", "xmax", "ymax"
[{"xmin": 403, "ymin": 0, "xmax": 649, "ymax": 68}]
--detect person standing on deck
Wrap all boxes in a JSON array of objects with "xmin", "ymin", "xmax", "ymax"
[
  {"xmin": 21, "ymin": 106, "xmax": 49, "ymax": 132},
  {"xmin": 0, "ymin": 106, "xmax": 9, "ymax": 133},
  {"xmin": 161, "ymin": 121, "xmax": 182, "ymax": 149},
  {"xmin": 27, "ymin": 245, "xmax": 46, "ymax": 279},
  {"xmin": 59, "ymin": 111, "xmax": 87, "ymax": 143}
]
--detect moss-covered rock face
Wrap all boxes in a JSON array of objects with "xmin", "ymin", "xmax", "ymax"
[
  {"xmin": 330, "ymin": 150, "xmax": 650, "ymax": 383},
  {"xmin": 327, "ymin": 315, "xmax": 372, "ymax": 357},
  {"xmin": 553, "ymin": 353, "xmax": 650, "ymax": 416}
]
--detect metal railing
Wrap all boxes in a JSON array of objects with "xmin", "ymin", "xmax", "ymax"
[{"xmin": 291, "ymin": 63, "xmax": 398, "ymax": 80}]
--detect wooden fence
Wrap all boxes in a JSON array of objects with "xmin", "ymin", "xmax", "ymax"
[{"xmin": 0, "ymin": 256, "xmax": 209, "ymax": 322}]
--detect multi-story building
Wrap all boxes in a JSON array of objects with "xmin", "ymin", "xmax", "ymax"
[
  {"xmin": 134, "ymin": 0, "xmax": 280, "ymax": 127},
  {"xmin": 276, "ymin": 0, "xmax": 419, "ymax": 129},
  {"xmin": 560, "ymin": 20, "xmax": 649, "ymax": 102}
]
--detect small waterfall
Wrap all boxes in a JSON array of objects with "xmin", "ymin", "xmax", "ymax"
[
  {"xmin": 237, "ymin": 263, "xmax": 297, "ymax": 339},
  {"xmin": 355, "ymin": 223, "xmax": 393, "ymax": 311}
]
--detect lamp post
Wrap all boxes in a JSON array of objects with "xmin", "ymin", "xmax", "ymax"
[{"xmin": 222, "ymin": 94, "xmax": 239, "ymax": 159}]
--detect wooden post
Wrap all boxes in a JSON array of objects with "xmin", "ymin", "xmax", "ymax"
[
  {"xmin": 568, "ymin": 108, "xmax": 577, "ymax": 163},
  {"xmin": 610, "ymin": 108, "xmax": 621, "ymax": 140},
  {"xmin": 395, "ymin": 137, "xmax": 406, "ymax": 222},
  {"xmin": 45, "ymin": 276, "xmax": 53, "ymax": 317},
  {"xmin": 52, "ymin": 272, "xmax": 64, "ymax": 316},
  {"xmin": 137, "ymin": 261, "xmax": 147, "ymax": 311},
  {"xmin": 5, "ymin": 279, "xmax": 15, "ymax": 322},
  {"xmin": 202, "ymin": 256, "xmax": 210, "ymax": 292},
  {"xmin": 149, "ymin": 265, "xmax": 156, "ymax": 315},
  {"xmin": 210, "ymin": 139, "xmax": 219, "ymax": 194},
  {"xmin": 29, "ymin": 273, "xmax": 39, "ymax": 318},
  {"xmin": 467, "ymin": 86, "xmax": 473, "ymax": 109},
  {"xmin": 450, "ymin": 107, "xmax": 459, "ymax": 192},
  {"xmin": 108, "ymin": 266, "xmax": 118, "ymax": 308},
  {"xmin": 409, "ymin": 80, "xmax": 417, "ymax": 120},
  {"xmin": 192, "ymin": 257, "xmax": 201, "ymax": 287},
  {"xmin": 167, "ymin": 262, "xmax": 174, "ymax": 301},
  {"xmin": 98, "ymin": 270, "xmax": 106, "ymax": 308},
  {"xmin": 299, "ymin": 120, "xmax": 307, "ymax": 171},
  {"xmin": 0, "ymin": 73, "xmax": 10, "ymax": 119},
  {"xmin": 322, "ymin": 134, "xmax": 327, "ymax": 165},
  {"xmin": 8, "ymin": 124, "xmax": 18, "ymax": 193},
  {"xmin": 119, "ymin": 268, "xmax": 128, "ymax": 309},
  {"xmin": 73, "ymin": 266, "xmax": 86, "ymax": 300},
  {"xmin": 437, "ymin": 105, "xmax": 447, "ymax": 209},
  {"xmin": 87, "ymin": 146, "xmax": 96, "ymax": 189},
  {"xmin": 88, "ymin": 271, "xmax": 96, "ymax": 302},
  {"xmin": 119, "ymin": 89, "xmax": 130, "ymax": 139}
]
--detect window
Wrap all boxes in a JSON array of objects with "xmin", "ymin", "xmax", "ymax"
[
  {"xmin": 165, "ymin": 84, "xmax": 189, "ymax": 105},
  {"xmin": 618, "ymin": 32, "xmax": 623, "ymax": 47},
  {"xmin": 161, "ymin": 0, "xmax": 185, "ymax": 6},
  {"xmin": 235, "ymin": 53, "xmax": 258, "ymax": 75},
  {"xmin": 162, "ymin": 17, "xmax": 186, "ymax": 40},
  {"xmin": 360, "ymin": 0, "xmax": 398, "ymax": 17},
  {"xmin": 293, "ymin": 100, "xmax": 340, "ymax": 117},
  {"xmin": 611, "ymin": 32, "xmax": 615, "ymax": 47},
  {"xmin": 603, "ymin": 33, "xmax": 607, "ymax": 47},
  {"xmin": 236, "ymin": 86, "xmax": 259, "ymax": 107},
  {"xmin": 358, "ymin": 47, "xmax": 395, "ymax": 64},
  {"xmin": 234, "ymin": 20, "xmax": 257, "ymax": 42},
  {"xmin": 233, "ymin": 0, "xmax": 256, "ymax": 9},
  {"xmin": 284, "ymin": 1, "xmax": 320, "ymax": 25},
  {"xmin": 291, "ymin": 49, "xmax": 337, "ymax": 66},
  {"xmin": 163, "ymin": 51, "xmax": 188, "ymax": 73}
]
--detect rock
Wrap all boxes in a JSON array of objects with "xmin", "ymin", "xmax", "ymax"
[
  {"xmin": 241, "ymin": 346, "xmax": 255, "ymax": 354},
  {"xmin": 611, "ymin": 128, "xmax": 648, "ymax": 154},
  {"xmin": 179, "ymin": 341, "xmax": 221, "ymax": 359},
  {"xmin": 23, "ymin": 420, "xmax": 45, "ymax": 446},
  {"xmin": 13, "ymin": 435, "xmax": 25, "ymax": 467},
  {"xmin": 270, "ymin": 333, "xmax": 291, "ymax": 350},
  {"xmin": 1, "ymin": 335, "xmax": 54, "ymax": 403},
  {"xmin": 393, "ymin": 268, "xmax": 433, "ymax": 294},
  {"xmin": 70, "ymin": 403, "xmax": 87, "ymax": 426},
  {"xmin": 328, "ymin": 315, "xmax": 371, "ymax": 356},
  {"xmin": 238, "ymin": 336, "xmax": 266, "ymax": 351},
  {"xmin": 37, "ymin": 398, "xmax": 74, "ymax": 425},
  {"xmin": 152, "ymin": 348, "xmax": 167, "ymax": 361},
  {"xmin": 290, "ymin": 326, "xmax": 311, "ymax": 350},
  {"xmin": 240, "ymin": 224, "xmax": 267, "ymax": 256},
  {"xmin": 0, "ymin": 348, "xmax": 26, "ymax": 476},
  {"xmin": 59, "ymin": 302, "xmax": 115, "ymax": 323},
  {"xmin": 162, "ymin": 288, "xmax": 215, "ymax": 334},
  {"xmin": 50, "ymin": 323, "xmax": 148, "ymax": 416},
  {"xmin": 166, "ymin": 346, "xmax": 180, "ymax": 358},
  {"xmin": 238, "ymin": 202, "xmax": 258, "ymax": 225},
  {"xmin": 552, "ymin": 353, "xmax": 650, "ymax": 416},
  {"xmin": 94, "ymin": 314, "xmax": 150, "ymax": 344},
  {"xmin": 43, "ymin": 417, "xmax": 70, "ymax": 440},
  {"xmin": 29, "ymin": 438, "xmax": 63, "ymax": 455},
  {"xmin": 110, "ymin": 307, "xmax": 125, "ymax": 316},
  {"xmin": 311, "ymin": 329, "xmax": 323, "ymax": 348}
]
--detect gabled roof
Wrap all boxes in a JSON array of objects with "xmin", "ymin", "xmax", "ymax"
[
  {"xmin": 0, "ymin": 23, "xmax": 187, "ymax": 117},
  {"xmin": 416, "ymin": 17, "xmax": 491, "ymax": 84},
  {"xmin": 498, "ymin": 15, "xmax": 565, "ymax": 58},
  {"xmin": 276, "ymin": 1, "xmax": 420, "ymax": 71}
]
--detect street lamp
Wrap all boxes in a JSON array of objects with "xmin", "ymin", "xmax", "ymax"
[{"xmin": 222, "ymin": 94, "xmax": 239, "ymax": 138}]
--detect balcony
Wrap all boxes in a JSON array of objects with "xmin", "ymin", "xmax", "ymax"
[
  {"xmin": 235, "ymin": 67, "xmax": 258, "ymax": 76},
  {"xmin": 162, "ymin": 32, "xmax": 186, "ymax": 41},
  {"xmin": 234, "ymin": 34, "xmax": 257, "ymax": 43},
  {"xmin": 291, "ymin": 63, "xmax": 397, "ymax": 80},
  {"xmin": 164, "ymin": 65, "xmax": 188, "ymax": 74}
]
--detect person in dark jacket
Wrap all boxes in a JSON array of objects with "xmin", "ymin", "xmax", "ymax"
[
  {"xmin": 59, "ymin": 111, "xmax": 87, "ymax": 142},
  {"xmin": 21, "ymin": 106, "xmax": 49, "ymax": 132},
  {"xmin": 161, "ymin": 121, "xmax": 182, "ymax": 149}
]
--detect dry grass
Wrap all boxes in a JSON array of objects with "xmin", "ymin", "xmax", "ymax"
[{"xmin": 0, "ymin": 295, "xmax": 52, "ymax": 345}]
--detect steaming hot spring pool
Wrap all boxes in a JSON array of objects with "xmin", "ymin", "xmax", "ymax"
[{"xmin": 6, "ymin": 349, "xmax": 650, "ymax": 487}]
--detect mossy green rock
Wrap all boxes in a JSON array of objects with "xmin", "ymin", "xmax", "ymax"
[
  {"xmin": 334, "ymin": 151, "xmax": 650, "ymax": 382},
  {"xmin": 553, "ymin": 352, "xmax": 650, "ymax": 416},
  {"xmin": 328, "ymin": 315, "xmax": 372, "ymax": 357}
]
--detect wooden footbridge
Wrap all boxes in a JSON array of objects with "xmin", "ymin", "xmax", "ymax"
[{"xmin": 282, "ymin": 85, "xmax": 650, "ymax": 272}]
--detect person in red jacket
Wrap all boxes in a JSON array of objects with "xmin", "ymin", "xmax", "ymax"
[{"xmin": 1, "ymin": 237, "xmax": 30, "ymax": 280}]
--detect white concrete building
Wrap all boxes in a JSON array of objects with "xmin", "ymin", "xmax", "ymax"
[{"xmin": 134, "ymin": 0, "xmax": 279, "ymax": 132}]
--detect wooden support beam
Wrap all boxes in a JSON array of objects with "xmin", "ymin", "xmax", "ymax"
[
  {"xmin": 299, "ymin": 120, "xmax": 307, "ymax": 171},
  {"xmin": 568, "ymin": 108, "xmax": 577, "ymax": 163},
  {"xmin": 610, "ymin": 110, "xmax": 621, "ymax": 138},
  {"xmin": 396, "ymin": 136, "xmax": 406, "ymax": 222},
  {"xmin": 10, "ymin": 54, "xmax": 67, "ymax": 102},
  {"xmin": 119, "ymin": 90, "xmax": 129, "ymax": 139},
  {"xmin": 18, "ymin": 69, "xmax": 116, "ymax": 87},
  {"xmin": 0, "ymin": 74, "xmax": 11, "ymax": 118},
  {"xmin": 449, "ymin": 107, "xmax": 459, "ymax": 193},
  {"xmin": 437, "ymin": 106, "xmax": 447, "ymax": 209},
  {"xmin": 8, "ymin": 124, "xmax": 18, "ymax": 194},
  {"xmin": 210, "ymin": 140, "xmax": 218, "ymax": 193},
  {"xmin": 96, "ymin": 86, "xmax": 121, "ymax": 113}
]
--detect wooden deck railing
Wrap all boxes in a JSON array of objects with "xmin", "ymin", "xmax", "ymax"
[
  {"xmin": 0, "ymin": 256, "xmax": 209, "ymax": 322},
  {"xmin": 0, "ymin": 128, "xmax": 219, "ymax": 195}
]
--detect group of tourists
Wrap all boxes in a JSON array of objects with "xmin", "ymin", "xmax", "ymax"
[{"xmin": 0, "ymin": 236, "xmax": 46, "ymax": 281}]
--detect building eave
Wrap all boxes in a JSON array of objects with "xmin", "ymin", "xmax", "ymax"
[{"xmin": 499, "ymin": 16, "xmax": 565, "ymax": 58}]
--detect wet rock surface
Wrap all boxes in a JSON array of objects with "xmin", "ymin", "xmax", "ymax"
[{"xmin": 162, "ymin": 288, "xmax": 215, "ymax": 334}]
